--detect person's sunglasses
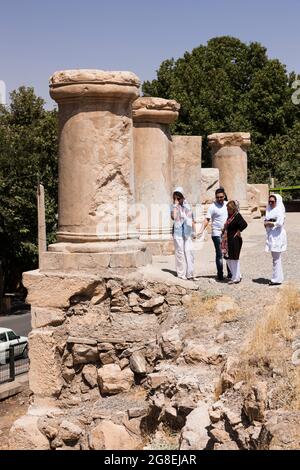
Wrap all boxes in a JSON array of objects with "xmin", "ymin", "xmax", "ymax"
[
  {"xmin": 269, "ymin": 200, "xmax": 275, "ymax": 204},
  {"xmin": 216, "ymin": 196, "xmax": 224, "ymax": 199}
]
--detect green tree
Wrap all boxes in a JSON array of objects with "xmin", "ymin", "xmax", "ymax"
[
  {"xmin": 0, "ymin": 87, "xmax": 58, "ymax": 293},
  {"xmin": 143, "ymin": 36, "xmax": 300, "ymax": 184}
]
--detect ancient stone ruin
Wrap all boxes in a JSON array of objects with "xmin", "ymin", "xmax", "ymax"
[{"xmin": 8, "ymin": 70, "xmax": 271, "ymax": 450}]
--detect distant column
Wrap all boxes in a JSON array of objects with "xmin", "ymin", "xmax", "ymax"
[
  {"xmin": 172, "ymin": 135, "xmax": 202, "ymax": 221},
  {"xmin": 208, "ymin": 132, "xmax": 251, "ymax": 212},
  {"xmin": 133, "ymin": 97, "xmax": 180, "ymax": 254}
]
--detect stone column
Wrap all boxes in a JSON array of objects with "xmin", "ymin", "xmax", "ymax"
[
  {"xmin": 208, "ymin": 132, "xmax": 251, "ymax": 212},
  {"xmin": 172, "ymin": 135, "xmax": 202, "ymax": 222},
  {"xmin": 43, "ymin": 69, "xmax": 151, "ymax": 271},
  {"xmin": 132, "ymin": 97, "xmax": 180, "ymax": 255}
]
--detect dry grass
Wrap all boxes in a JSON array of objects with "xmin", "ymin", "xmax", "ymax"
[
  {"xmin": 217, "ymin": 308, "xmax": 240, "ymax": 325},
  {"xmin": 234, "ymin": 284, "xmax": 300, "ymax": 409},
  {"xmin": 185, "ymin": 291, "xmax": 239, "ymax": 323},
  {"xmin": 185, "ymin": 291, "xmax": 219, "ymax": 320}
]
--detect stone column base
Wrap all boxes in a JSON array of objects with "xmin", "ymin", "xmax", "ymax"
[
  {"xmin": 40, "ymin": 240, "xmax": 152, "ymax": 272},
  {"xmin": 144, "ymin": 240, "xmax": 175, "ymax": 256}
]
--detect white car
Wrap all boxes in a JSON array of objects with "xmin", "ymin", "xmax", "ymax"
[{"xmin": 0, "ymin": 327, "xmax": 28, "ymax": 364}]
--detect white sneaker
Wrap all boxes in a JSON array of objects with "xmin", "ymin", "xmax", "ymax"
[{"xmin": 178, "ymin": 275, "xmax": 187, "ymax": 280}]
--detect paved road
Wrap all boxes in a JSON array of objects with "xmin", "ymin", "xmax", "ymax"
[{"xmin": 0, "ymin": 311, "xmax": 31, "ymax": 337}]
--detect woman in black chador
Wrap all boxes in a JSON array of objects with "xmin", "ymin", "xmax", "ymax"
[{"xmin": 221, "ymin": 200, "xmax": 248, "ymax": 284}]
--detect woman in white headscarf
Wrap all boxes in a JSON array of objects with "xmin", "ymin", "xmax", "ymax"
[
  {"xmin": 264, "ymin": 193, "xmax": 287, "ymax": 285},
  {"xmin": 170, "ymin": 187, "xmax": 196, "ymax": 280}
]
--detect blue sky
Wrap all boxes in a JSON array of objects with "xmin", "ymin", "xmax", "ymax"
[{"xmin": 0, "ymin": 0, "xmax": 299, "ymax": 108}]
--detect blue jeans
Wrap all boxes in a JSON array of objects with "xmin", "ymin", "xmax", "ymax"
[{"xmin": 212, "ymin": 236, "xmax": 231, "ymax": 278}]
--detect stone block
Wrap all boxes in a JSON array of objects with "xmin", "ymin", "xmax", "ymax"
[
  {"xmin": 9, "ymin": 415, "xmax": 50, "ymax": 450},
  {"xmin": 28, "ymin": 329, "xmax": 64, "ymax": 398},
  {"xmin": 31, "ymin": 307, "xmax": 65, "ymax": 329},
  {"xmin": 98, "ymin": 364, "xmax": 134, "ymax": 395}
]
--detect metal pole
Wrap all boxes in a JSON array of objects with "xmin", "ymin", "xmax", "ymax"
[
  {"xmin": 37, "ymin": 184, "xmax": 47, "ymax": 268},
  {"xmin": 9, "ymin": 345, "xmax": 15, "ymax": 382}
]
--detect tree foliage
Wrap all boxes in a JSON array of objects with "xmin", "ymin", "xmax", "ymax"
[
  {"xmin": 0, "ymin": 87, "xmax": 58, "ymax": 292},
  {"xmin": 143, "ymin": 36, "xmax": 300, "ymax": 185}
]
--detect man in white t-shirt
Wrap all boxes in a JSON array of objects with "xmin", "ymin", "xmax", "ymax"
[{"xmin": 199, "ymin": 188, "xmax": 231, "ymax": 281}]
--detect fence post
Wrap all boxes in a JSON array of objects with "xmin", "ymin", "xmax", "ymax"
[{"xmin": 9, "ymin": 345, "xmax": 15, "ymax": 382}]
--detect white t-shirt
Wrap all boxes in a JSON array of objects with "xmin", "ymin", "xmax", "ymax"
[{"xmin": 206, "ymin": 201, "xmax": 228, "ymax": 237}]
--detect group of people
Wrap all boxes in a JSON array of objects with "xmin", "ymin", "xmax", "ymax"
[{"xmin": 170, "ymin": 186, "xmax": 287, "ymax": 285}]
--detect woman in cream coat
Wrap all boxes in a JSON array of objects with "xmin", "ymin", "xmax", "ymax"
[{"xmin": 264, "ymin": 193, "xmax": 287, "ymax": 285}]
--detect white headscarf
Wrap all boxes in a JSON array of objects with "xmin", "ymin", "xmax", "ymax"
[
  {"xmin": 266, "ymin": 193, "xmax": 286, "ymax": 220},
  {"xmin": 173, "ymin": 187, "xmax": 185, "ymax": 199}
]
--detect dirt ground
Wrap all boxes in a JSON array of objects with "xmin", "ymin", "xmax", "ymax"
[{"xmin": 0, "ymin": 386, "xmax": 31, "ymax": 450}]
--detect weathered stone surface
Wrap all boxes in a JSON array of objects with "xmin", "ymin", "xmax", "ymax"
[
  {"xmin": 128, "ymin": 292, "xmax": 139, "ymax": 307},
  {"xmin": 59, "ymin": 420, "xmax": 83, "ymax": 443},
  {"xmin": 220, "ymin": 356, "xmax": 239, "ymax": 393},
  {"xmin": 210, "ymin": 428, "xmax": 232, "ymax": 444},
  {"xmin": 147, "ymin": 373, "xmax": 168, "ymax": 390},
  {"xmin": 49, "ymin": 69, "xmax": 145, "ymax": 246},
  {"xmin": 23, "ymin": 271, "xmax": 97, "ymax": 308},
  {"xmin": 183, "ymin": 341, "xmax": 207, "ymax": 364},
  {"xmin": 62, "ymin": 367, "xmax": 75, "ymax": 382},
  {"xmin": 208, "ymin": 132, "xmax": 251, "ymax": 148},
  {"xmin": 119, "ymin": 358, "xmax": 130, "ymax": 369},
  {"xmin": 128, "ymin": 405, "xmax": 149, "ymax": 419},
  {"xmin": 201, "ymin": 168, "xmax": 220, "ymax": 205},
  {"xmin": 82, "ymin": 364, "xmax": 98, "ymax": 388},
  {"xmin": 99, "ymin": 350, "xmax": 117, "ymax": 365},
  {"xmin": 247, "ymin": 184, "xmax": 262, "ymax": 218},
  {"xmin": 208, "ymin": 132, "xmax": 251, "ymax": 211},
  {"xmin": 160, "ymin": 328, "xmax": 182, "ymax": 359},
  {"xmin": 89, "ymin": 420, "xmax": 140, "ymax": 450},
  {"xmin": 141, "ymin": 296, "xmax": 165, "ymax": 309},
  {"xmin": 179, "ymin": 403, "xmax": 210, "ymax": 450},
  {"xmin": 243, "ymin": 382, "xmax": 268, "ymax": 423},
  {"xmin": 252, "ymin": 183, "xmax": 269, "ymax": 211},
  {"xmin": 214, "ymin": 441, "xmax": 239, "ymax": 450},
  {"xmin": 133, "ymin": 98, "xmax": 177, "ymax": 244},
  {"xmin": 259, "ymin": 411, "xmax": 300, "ymax": 450},
  {"xmin": 67, "ymin": 336, "xmax": 97, "ymax": 346},
  {"xmin": 31, "ymin": 307, "xmax": 65, "ymax": 328},
  {"xmin": 98, "ymin": 364, "xmax": 134, "ymax": 395},
  {"xmin": 38, "ymin": 417, "xmax": 59, "ymax": 441},
  {"xmin": 130, "ymin": 351, "xmax": 147, "ymax": 374},
  {"xmin": 97, "ymin": 342, "xmax": 114, "ymax": 352},
  {"xmin": 165, "ymin": 294, "xmax": 181, "ymax": 306},
  {"xmin": 72, "ymin": 344, "xmax": 99, "ymax": 364},
  {"xmin": 9, "ymin": 415, "xmax": 50, "ymax": 450},
  {"xmin": 90, "ymin": 283, "xmax": 107, "ymax": 305},
  {"xmin": 133, "ymin": 97, "xmax": 180, "ymax": 123},
  {"xmin": 172, "ymin": 135, "xmax": 202, "ymax": 207},
  {"xmin": 50, "ymin": 69, "xmax": 140, "ymax": 87},
  {"xmin": 29, "ymin": 329, "xmax": 64, "ymax": 397},
  {"xmin": 209, "ymin": 409, "xmax": 222, "ymax": 423},
  {"xmin": 140, "ymin": 289, "xmax": 153, "ymax": 298}
]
